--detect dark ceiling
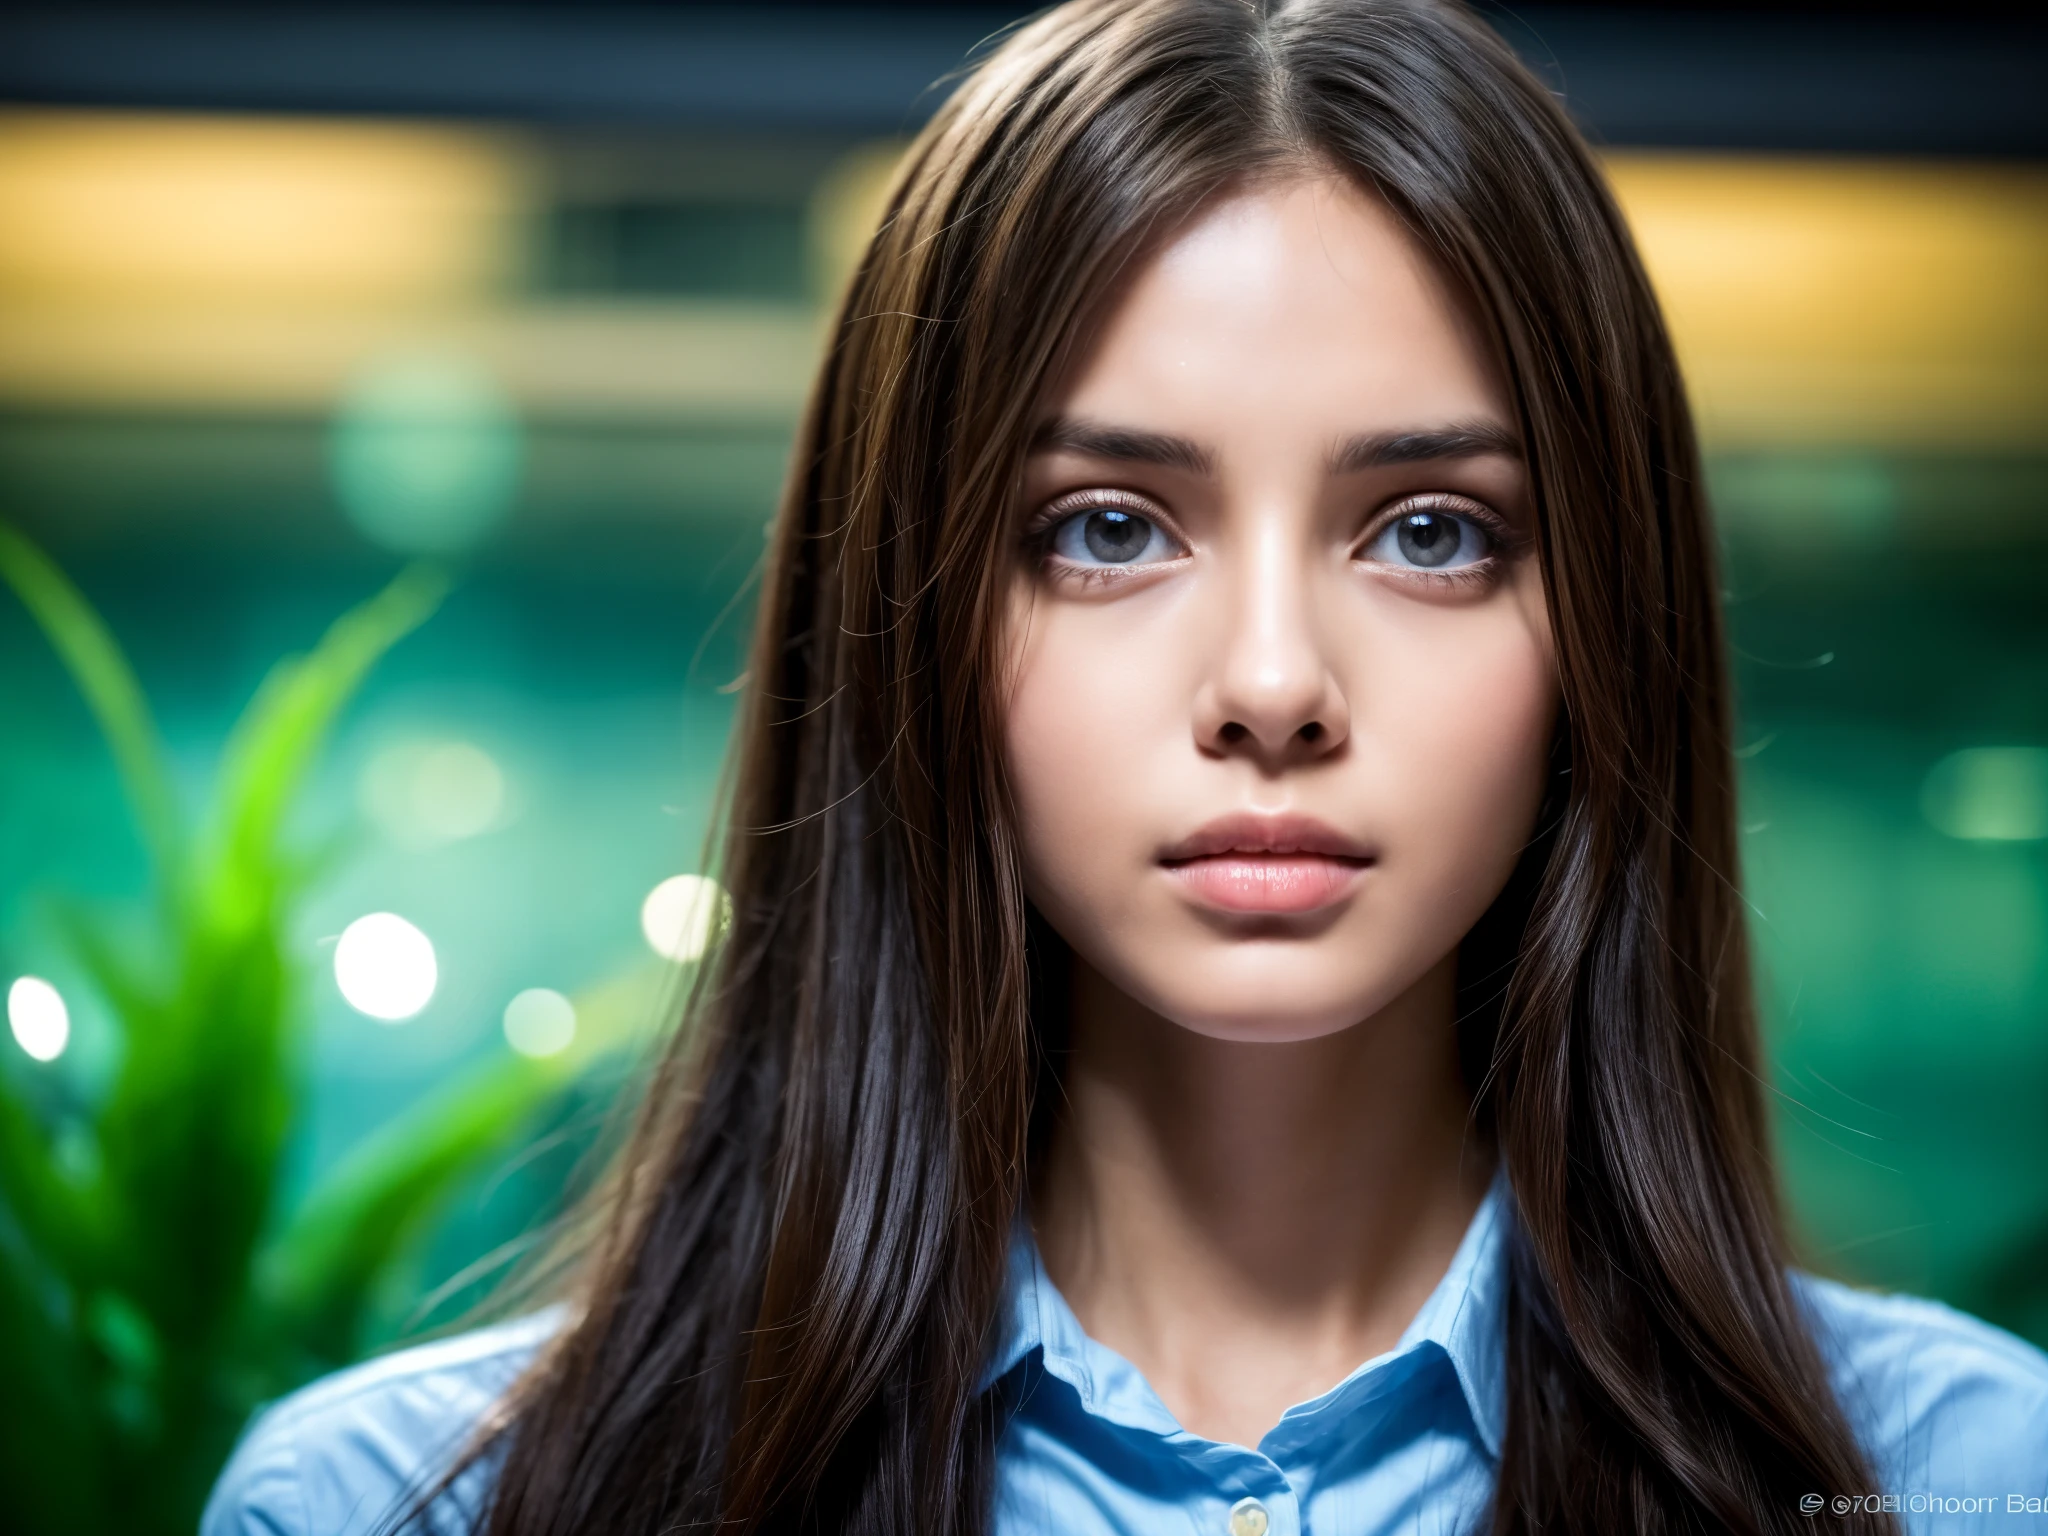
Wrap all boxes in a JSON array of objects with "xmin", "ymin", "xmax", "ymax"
[{"xmin": 1, "ymin": 4, "xmax": 2043, "ymax": 155}]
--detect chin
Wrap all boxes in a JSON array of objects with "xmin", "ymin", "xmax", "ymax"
[
  {"xmin": 1124, "ymin": 958, "xmax": 1415, "ymax": 1044},
  {"xmin": 1164, "ymin": 1009, "xmax": 1375, "ymax": 1045}
]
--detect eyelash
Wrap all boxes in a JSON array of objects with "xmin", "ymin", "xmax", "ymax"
[
  {"xmin": 1023, "ymin": 488, "xmax": 1189, "ymax": 587},
  {"xmin": 1022, "ymin": 489, "xmax": 1521, "ymax": 588}
]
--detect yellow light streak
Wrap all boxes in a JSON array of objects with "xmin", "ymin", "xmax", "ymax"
[
  {"xmin": 0, "ymin": 110, "xmax": 527, "ymax": 306},
  {"xmin": 1608, "ymin": 154, "xmax": 2048, "ymax": 448}
]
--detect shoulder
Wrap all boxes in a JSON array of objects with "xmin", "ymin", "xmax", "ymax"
[
  {"xmin": 200, "ymin": 1305, "xmax": 570, "ymax": 1536},
  {"xmin": 1794, "ymin": 1271, "xmax": 2048, "ymax": 1500}
]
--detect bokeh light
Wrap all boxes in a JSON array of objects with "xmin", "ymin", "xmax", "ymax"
[
  {"xmin": 502, "ymin": 987, "xmax": 576, "ymax": 1058},
  {"xmin": 333, "ymin": 912, "xmax": 439, "ymax": 1021},
  {"xmin": 7, "ymin": 976, "xmax": 70, "ymax": 1062},
  {"xmin": 329, "ymin": 350, "xmax": 523, "ymax": 553},
  {"xmin": 359, "ymin": 738, "xmax": 508, "ymax": 847},
  {"xmin": 1921, "ymin": 747, "xmax": 2048, "ymax": 842},
  {"xmin": 640, "ymin": 874, "xmax": 727, "ymax": 963}
]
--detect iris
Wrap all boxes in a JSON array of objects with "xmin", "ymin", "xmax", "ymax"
[
  {"xmin": 1083, "ymin": 509, "xmax": 1149, "ymax": 562},
  {"xmin": 1395, "ymin": 511, "xmax": 1464, "ymax": 567}
]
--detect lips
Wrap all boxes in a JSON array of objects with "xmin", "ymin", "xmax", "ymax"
[{"xmin": 1158, "ymin": 812, "xmax": 1374, "ymax": 915}]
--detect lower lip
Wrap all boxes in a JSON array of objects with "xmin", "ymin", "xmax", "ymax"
[{"xmin": 1161, "ymin": 854, "xmax": 1370, "ymax": 914}]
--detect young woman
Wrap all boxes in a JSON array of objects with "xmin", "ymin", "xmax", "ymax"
[{"xmin": 205, "ymin": 1, "xmax": 2048, "ymax": 1532}]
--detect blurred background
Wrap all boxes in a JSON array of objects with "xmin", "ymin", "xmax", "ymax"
[{"xmin": 0, "ymin": 3, "xmax": 2043, "ymax": 1529}]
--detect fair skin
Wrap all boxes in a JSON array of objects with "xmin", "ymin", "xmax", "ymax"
[{"xmin": 1000, "ymin": 173, "xmax": 1558, "ymax": 1450}]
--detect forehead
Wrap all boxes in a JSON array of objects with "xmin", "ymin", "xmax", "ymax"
[{"xmin": 1051, "ymin": 175, "xmax": 1507, "ymax": 442}]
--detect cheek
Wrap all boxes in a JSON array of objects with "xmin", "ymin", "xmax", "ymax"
[
  {"xmin": 1001, "ymin": 581, "xmax": 1175, "ymax": 900},
  {"xmin": 1360, "ymin": 574, "xmax": 1556, "ymax": 914}
]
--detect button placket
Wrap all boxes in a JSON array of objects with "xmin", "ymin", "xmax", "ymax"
[
  {"xmin": 1228, "ymin": 1495, "xmax": 1271, "ymax": 1536},
  {"xmin": 1224, "ymin": 1481, "xmax": 1304, "ymax": 1536},
  {"xmin": 1176, "ymin": 1431, "xmax": 1297, "ymax": 1536}
]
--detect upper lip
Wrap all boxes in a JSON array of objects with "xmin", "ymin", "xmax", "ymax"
[{"xmin": 1158, "ymin": 812, "xmax": 1375, "ymax": 864}]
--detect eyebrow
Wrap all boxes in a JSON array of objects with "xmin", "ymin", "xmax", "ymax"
[
  {"xmin": 1029, "ymin": 417, "xmax": 1215, "ymax": 476},
  {"xmin": 1327, "ymin": 422, "xmax": 1522, "ymax": 474},
  {"xmin": 1028, "ymin": 416, "xmax": 1522, "ymax": 478}
]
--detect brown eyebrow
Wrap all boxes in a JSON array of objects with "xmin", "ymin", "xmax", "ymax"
[
  {"xmin": 1029, "ymin": 417, "xmax": 1215, "ymax": 476},
  {"xmin": 1028, "ymin": 417, "xmax": 1521, "ymax": 477},
  {"xmin": 1328, "ymin": 423, "xmax": 1522, "ymax": 474}
]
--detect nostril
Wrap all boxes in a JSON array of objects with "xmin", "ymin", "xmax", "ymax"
[
  {"xmin": 1219, "ymin": 722, "xmax": 1248, "ymax": 743},
  {"xmin": 1298, "ymin": 722, "xmax": 1323, "ymax": 744}
]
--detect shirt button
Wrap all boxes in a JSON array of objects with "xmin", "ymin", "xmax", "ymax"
[{"xmin": 1228, "ymin": 1497, "xmax": 1270, "ymax": 1536}]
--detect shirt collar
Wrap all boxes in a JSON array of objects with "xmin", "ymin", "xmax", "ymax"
[{"xmin": 979, "ymin": 1163, "xmax": 1512, "ymax": 1459}]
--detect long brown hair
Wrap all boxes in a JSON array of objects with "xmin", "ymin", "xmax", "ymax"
[{"xmin": 415, "ymin": 2, "xmax": 1895, "ymax": 1530}]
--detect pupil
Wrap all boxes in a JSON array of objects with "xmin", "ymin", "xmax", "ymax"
[
  {"xmin": 1084, "ymin": 510, "xmax": 1147, "ymax": 562},
  {"xmin": 1396, "ymin": 512, "xmax": 1460, "ymax": 568}
]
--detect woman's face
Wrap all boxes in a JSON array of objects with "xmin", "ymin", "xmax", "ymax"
[{"xmin": 1001, "ymin": 174, "xmax": 1557, "ymax": 1043}]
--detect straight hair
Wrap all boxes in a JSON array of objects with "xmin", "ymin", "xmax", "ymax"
[{"xmin": 410, "ymin": 2, "xmax": 1896, "ymax": 1531}]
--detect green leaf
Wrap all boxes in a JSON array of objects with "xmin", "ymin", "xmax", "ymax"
[
  {"xmin": 205, "ymin": 562, "xmax": 449, "ymax": 903},
  {"xmin": 0, "ymin": 1235, "xmax": 104, "ymax": 1535},
  {"xmin": 257, "ymin": 1054, "xmax": 556, "ymax": 1365},
  {"xmin": 49, "ymin": 897, "xmax": 158, "ymax": 1048},
  {"xmin": 255, "ymin": 959, "xmax": 672, "ymax": 1365},
  {"xmin": 0, "ymin": 543, "xmax": 484, "ymax": 1534},
  {"xmin": 0, "ymin": 1074, "xmax": 100, "ymax": 1281},
  {"xmin": 0, "ymin": 522, "xmax": 180, "ymax": 885},
  {"xmin": 91, "ymin": 565, "xmax": 450, "ymax": 1341}
]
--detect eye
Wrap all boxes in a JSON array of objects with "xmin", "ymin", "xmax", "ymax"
[
  {"xmin": 1359, "ymin": 505, "xmax": 1495, "ymax": 572},
  {"xmin": 1045, "ymin": 502, "xmax": 1183, "ymax": 568}
]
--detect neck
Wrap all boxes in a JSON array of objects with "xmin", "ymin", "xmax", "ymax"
[{"xmin": 1029, "ymin": 949, "xmax": 1494, "ymax": 1446}]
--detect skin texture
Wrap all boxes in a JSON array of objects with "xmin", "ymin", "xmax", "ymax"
[{"xmin": 1001, "ymin": 175, "xmax": 1558, "ymax": 1449}]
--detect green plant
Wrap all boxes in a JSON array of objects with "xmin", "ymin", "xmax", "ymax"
[{"xmin": 0, "ymin": 526, "xmax": 629, "ymax": 1535}]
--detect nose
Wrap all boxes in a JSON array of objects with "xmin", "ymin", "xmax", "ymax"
[{"xmin": 1192, "ymin": 522, "xmax": 1350, "ymax": 767}]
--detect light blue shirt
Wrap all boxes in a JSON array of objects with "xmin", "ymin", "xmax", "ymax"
[{"xmin": 204, "ymin": 1174, "xmax": 2048, "ymax": 1534}]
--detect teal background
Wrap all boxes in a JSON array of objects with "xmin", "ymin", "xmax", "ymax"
[{"xmin": 1723, "ymin": 453, "xmax": 2048, "ymax": 1342}]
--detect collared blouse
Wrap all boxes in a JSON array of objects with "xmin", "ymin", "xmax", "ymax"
[{"xmin": 204, "ymin": 1173, "xmax": 2048, "ymax": 1535}]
